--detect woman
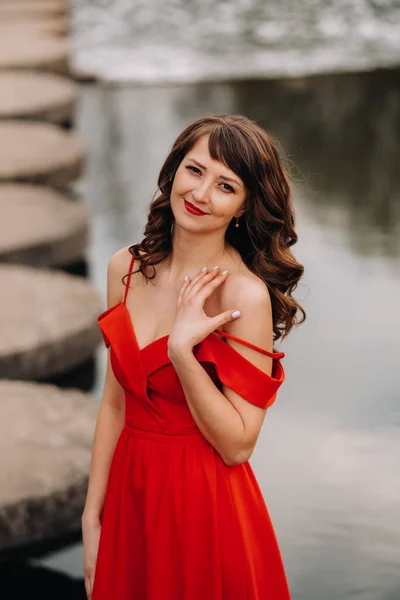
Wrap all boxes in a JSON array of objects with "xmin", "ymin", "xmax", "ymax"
[{"xmin": 82, "ymin": 114, "xmax": 305, "ymax": 600}]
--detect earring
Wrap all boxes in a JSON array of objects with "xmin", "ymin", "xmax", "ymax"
[{"xmin": 235, "ymin": 216, "xmax": 240, "ymax": 228}]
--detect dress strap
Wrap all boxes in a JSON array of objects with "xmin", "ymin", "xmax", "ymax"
[
  {"xmin": 213, "ymin": 328, "xmax": 285, "ymax": 359},
  {"xmin": 123, "ymin": 253, "xmax": 135, "ymax": 304}
]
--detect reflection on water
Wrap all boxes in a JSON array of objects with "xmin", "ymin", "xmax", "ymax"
[
  {"xmin": 253, "ymin": 415, "xmax": 400, "ymax": 600},
  {"xmin": 33, "ymin": 69, "xmax": 400, "ymax": 599},
  {"xmin": 233, "ymin": 70, "xmax": 400, "ymax": 261}
]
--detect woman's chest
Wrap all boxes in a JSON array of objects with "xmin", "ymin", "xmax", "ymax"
[{"xmin": 126, "ymin": 282, "xmax": 224, "ymax": 351}]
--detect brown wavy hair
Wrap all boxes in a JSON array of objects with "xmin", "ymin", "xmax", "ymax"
[{"xmin": 124, "ymin": 114, "xmax": 305, "ymax": 344}]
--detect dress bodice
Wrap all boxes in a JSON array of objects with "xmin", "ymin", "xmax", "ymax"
[{"xmin": 97, "ymin": 253, "xmax": 286, "ymax": 431}]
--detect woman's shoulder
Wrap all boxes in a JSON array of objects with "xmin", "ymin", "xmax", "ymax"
[
  {"xmin": 106, "ymin": 246, "xmax": 141, "ymax": 300},
  {"xmin": 222, "ymin": 258, "xmax": 271, "ymax": 309},
  {"xmin": 108, "ymin": 245, "xmax": 140, "ymax": 275},
  {"xmin": 219, "ymin": 260, "xmax": 273, "ymax": 345}
]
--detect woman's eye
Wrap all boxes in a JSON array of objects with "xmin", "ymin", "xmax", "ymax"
[
  {"xmin": 186, "ymin": 165, "xmax": 201, "ymax": 174},
  {"xmin": 185, "ymin": 166, "xmax": 234, "ymax": 193},
  {"xmin": 220, "ymin": 183, "xmax": 234, "ymax": 193}
]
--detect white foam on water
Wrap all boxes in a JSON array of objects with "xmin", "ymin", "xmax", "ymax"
[{"xmin": 71, "ymin": 0, "xmax": 400, "ymax": 82}]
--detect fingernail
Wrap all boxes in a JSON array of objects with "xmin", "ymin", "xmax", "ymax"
[
  {"xmin": 232, "ymin": 310, "xmax": 241, "ymax": 319},
  {"xmin": 184, "ymin": 275, "xmax": 189, "ymax": 281},
  {"xmin": 211, "ymin": 265, "xmax": 219, "ymax": 270},
  {"xmin": 201, "ymin": 266, "xmax": 208, "ymax": 272},
  {"xmin": 221, "ymin": 270, "xmax": 228, "ymax": 275}
]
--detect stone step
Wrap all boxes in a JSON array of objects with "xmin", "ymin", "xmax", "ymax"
[
  {"xmin": 0, "ymin": 71, "xmax": 77, "ymax": 124},
  {"xmin": 0, "ymin": 264, "xmax": 103, "ymax": 380},
  {"xmin": 0, "ymin": 1, "xmax": 67, "ymax": 20},
  {"xmin": 0, "ymin": 121, "xmax": 84, "ymax": 188},
  {"xmin": 0, "ymin": 184, "xmax": 89, "ymax": 267},
  {"xmin": 0, "ymin": 35, "xmax": 70, "ymax": 75},
  {"xmin": 0, "ymin": 16, "xmax": 69, "ymax": 38},
  {"xmin": 0, "ymin": 380, "xmax": 98, "ymax": 551}
]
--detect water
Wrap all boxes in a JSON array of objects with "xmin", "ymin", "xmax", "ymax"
[
  {"xmin": 71, "ymin": 0, "xmax": 400, "ymax": 82},
  {"xmin": 31, "ymin": 69, "xmax": 400, "ymax": 599}
]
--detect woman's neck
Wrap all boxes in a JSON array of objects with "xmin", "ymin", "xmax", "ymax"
[{"xmin": 167, "ymin": 228, "xmax": 230, "ymax": 282}]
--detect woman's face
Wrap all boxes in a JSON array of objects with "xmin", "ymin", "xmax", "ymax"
[{"xmin": 170, "ymin": 134, "xmax": 246, "ymax": 231}]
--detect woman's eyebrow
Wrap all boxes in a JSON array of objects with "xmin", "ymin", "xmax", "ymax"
[
  {"xmin": 188, "ymin": 158, "xmax": 242, "ymax": 187},
  {"xmin": 220, "ymin": 174, "xmax": 242, "ymax": 187}
]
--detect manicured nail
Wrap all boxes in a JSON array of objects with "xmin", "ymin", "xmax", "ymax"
[
  {"xmin": 232, "ymin": 310, "xmax": 241, "ymax": 319},
  {"xmin": 211, "ymin": 265, "xmax": 219, "ymax": 270},
  {"xmin": 201, "ymin": 266, "xmax": 208, "ymax": 272},
  {"xmin": 221, "ymin": 270, "xmax": 228, "ymax": 275},
  {"xmin": 184, "ymin": 275, "xmax": 189, "ymax": 281}
]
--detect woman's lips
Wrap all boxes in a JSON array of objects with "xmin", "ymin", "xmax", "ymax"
[{"xmin": 184, "ymin": 199, "xmax": 208, "ymax": 216}]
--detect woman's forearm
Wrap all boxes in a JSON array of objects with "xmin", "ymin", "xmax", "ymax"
[
  {"xmin": 82, "ymin": 402, "xmax": 125, "ymax": 524},
  {"xmin": 169, "ymin": 348, "xmax": 247, "ymax": 466}
]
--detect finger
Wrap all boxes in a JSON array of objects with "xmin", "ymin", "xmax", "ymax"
[
  {"xmin": 177, "ymin": 275, "xmax": 191, "ymax": 306},
  {"xmin": 183, "ymin": 266, "xmax": 212, "ymax": 298},
  {"xmin": 195, "ymin": 270, "xmax": 229, "ymax": 304},
  {"xmin": 210, "ymin": 308, "xmax": 241, "ymax": 329},
  {"xmin": 185, "ymin": 267, "xmax": 221, "ymax": 301}
]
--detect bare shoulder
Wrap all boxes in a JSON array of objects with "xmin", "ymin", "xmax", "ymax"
[
  {"xmin": 222, "ymin": 261, "xmax": 271, "ymax": 310},
  {"xmin": 106, "ymin": 245, "xmax": 138, "ymax": 306},
  {"xmin": 220, "ymin": 263, "xmax": 273, "ymax": 352},
  {"xmin": 108, "ymin": 245, "xmax": 137, "ymax": 271}
]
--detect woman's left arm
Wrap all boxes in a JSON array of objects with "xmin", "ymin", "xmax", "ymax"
[{"xmin": 169, "ymin": 276, "xmax": 274, "ymax": 467}]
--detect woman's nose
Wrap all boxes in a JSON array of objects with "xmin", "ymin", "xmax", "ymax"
[{"xmin": 191, "ymin": 180, "xmax": 210, "ymax": 202}]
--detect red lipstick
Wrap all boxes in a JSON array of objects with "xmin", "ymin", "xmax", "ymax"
[{"xmin": 184, "ymin": 199, "xmax": 208, "ymax": 216}]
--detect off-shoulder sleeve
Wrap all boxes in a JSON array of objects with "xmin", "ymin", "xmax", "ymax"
[
  {"xmin": 98, "ymin": 253, "xmax": 136, "ymax": 350},
  {"xmin": 97, "ymin": 304, "xmax": 121, "ymax": 349},
  {"xmin": 99, "ymin": 326, "xmax": 110, "ymax": 348},
  {"xmin": 194, "ymin": 333, "xmax": 285, "ymax": 409}
]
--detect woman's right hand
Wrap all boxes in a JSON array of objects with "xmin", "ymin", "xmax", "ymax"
[{"xmin": 82, "ymin": 516, "xmax": 101, "ymax": 600}]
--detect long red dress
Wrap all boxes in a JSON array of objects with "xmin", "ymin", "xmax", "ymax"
[{"xmin": 92, "ymin": 254, "xmax": 291, "ymax": 600}]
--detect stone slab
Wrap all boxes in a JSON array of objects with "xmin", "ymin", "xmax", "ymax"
[
  {"xmin": 0, "ymin": 121, "xmax": 84, "ymax": 188},
  {"xmin": 0, "ymin": 380, "xmax": 98, "ymax": 551},
  {"xmin": 0, "ymin": 17, "xmax": 69, "ymax": 38},
  {"xmin": 0, "ymin": 264, "xmax": 103, "ymax": 380},
  {"xmin": 0, "ymin": 71, "xmax": 77, "ymax": 123},
  {"xmin": 0, "ymin": 184, "xmax": 89, "ymax": 267},
  {"xmin": 0, "ymin": 36, "xmax": 70, "ymax": 75},
  {"xmin": 0, "ymin": 2, "xmax": 66, "ymax": 20}
]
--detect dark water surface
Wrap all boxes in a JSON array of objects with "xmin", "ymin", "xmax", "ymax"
[{"xmin": 33, "ymin": 70, "xmax": 400, "ymax": 599}]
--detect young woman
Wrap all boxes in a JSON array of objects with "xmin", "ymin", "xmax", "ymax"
[{"xmin": 82, "ymin": 114, "xmax": 305, "ymax": 600}]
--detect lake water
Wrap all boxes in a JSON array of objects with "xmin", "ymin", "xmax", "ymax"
[{"xmin": 29, "ymin": 69, "xmax": 400, "ymax": 599}]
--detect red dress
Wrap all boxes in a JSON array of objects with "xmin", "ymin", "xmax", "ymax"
[{"xmin": 92, "ymin": 254, "xmax": 291, "ymax": 600}]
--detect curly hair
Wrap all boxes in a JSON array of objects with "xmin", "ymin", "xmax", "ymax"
[{"xmin": 124, "ymin": 114, "xmax": 305, "ymax": 344}]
